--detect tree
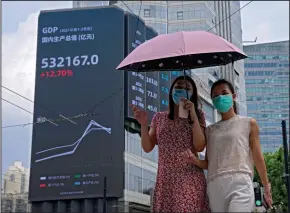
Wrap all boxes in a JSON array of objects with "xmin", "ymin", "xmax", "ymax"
[{"xmin": 254, "ymin": 147, "xmax": 288, "ymax": 212}]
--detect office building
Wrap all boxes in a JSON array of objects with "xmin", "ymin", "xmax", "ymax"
[
  {"xmin": 244, "ymin": 41, "xmax": 289, "ymax": 152},
  {"xmin": 1, "ymin": 193, "xmax": 31, "ymax": 213},
  {"xmin": 3, "ymin": 161, "xmax": 29, "ymax": 194},
  {"xmin": 1, "ymin": 161, "xmax": 30, "ymax": 213}
]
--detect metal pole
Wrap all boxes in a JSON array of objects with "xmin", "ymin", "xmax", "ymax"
[
  {"xmin": 282, "ymin": 120, "xmax": 290, "ymax": 211},
  {"xmin": 103, "ymin": 176, "xmax": 107, "ymax": 213}
]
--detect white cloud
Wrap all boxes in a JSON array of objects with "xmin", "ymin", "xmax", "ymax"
[
  {"xmin": 245, "ymin": 22, "xmax": 271, "ymax": 43},
  {"xmin": 241, "ymin": 1, "xmax": 289, "ymax": 44},
  {"xmin": 2, "ymin": 12, "xmax": 39, "ymax": 114}
]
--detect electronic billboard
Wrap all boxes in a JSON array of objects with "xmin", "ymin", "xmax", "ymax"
[{"xmin": 29, "ymin": 7, "xmax": 125, "ymax": 201}]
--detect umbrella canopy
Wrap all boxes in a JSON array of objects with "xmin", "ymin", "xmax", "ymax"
[{"xmin": 116, "ymin": 31, "xmax": 247, "ymax": 72}]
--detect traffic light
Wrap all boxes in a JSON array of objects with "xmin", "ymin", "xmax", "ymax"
[{"xmin": 254, "ymin": 186, "xmax": 262, "ymax": 207}]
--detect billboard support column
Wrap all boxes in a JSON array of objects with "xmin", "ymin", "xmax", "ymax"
[{"xmin": 103, "ymin": 176, "xmax": 107, "ymax": 213}]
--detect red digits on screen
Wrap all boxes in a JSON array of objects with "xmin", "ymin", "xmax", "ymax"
[
  {"xmin": 67, "ymin": 70, "xmax": 73, "ymax": 76},
  {"xmin": 61, "ymin": 70, "xmax": 67, "ymax": 77},
  {"xmin": 56, "ymin": 70, "xmax": 61, "ymax": 77},
  {"xmin": 40, "ymin": 69, "xmax": 74, "ymax": 79},
  {"xmin": 50, "ymin": 70, "xmax": 55, "ymax": 77}
]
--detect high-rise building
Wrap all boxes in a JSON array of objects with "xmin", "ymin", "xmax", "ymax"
[
  {"xmin": 1, "ymin": 162, "xmax": 30, "ymax": 213},
  {"xmin": 73, "ymin": 0, "xmax": 111, "ymax": 8},
  {"xmin": 3, "ymin": 161, "xmax": 29, "ymax": 194},
  {"xmin": 1, "ymin": 193, "xmax": 31, "ymax": 213},
  {"xmin": 166, "ymin": 1, "xmax": 246, "ymax": 116},
  {"xmin": 73, "ymin": 1, "xmax": 246, "ymax": 116},
  {"xmin": 244, "ymin": 41, "xmax": 289, "ymax": 152}
]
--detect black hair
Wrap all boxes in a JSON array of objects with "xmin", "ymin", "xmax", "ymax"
[
  {"xmin": 210, "ymin": 79, "xmax": 238, "ymax": 114},
  {"xmin": 168, "ymin": 75, "xmax": 202, "ymax": 121}
]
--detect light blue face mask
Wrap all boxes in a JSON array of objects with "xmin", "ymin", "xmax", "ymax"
[
  {"xmin": 212, "ymin": 94, "xmax": 233, "ymax": 113},
  {"xmin": 172, "ymin": 89, "xmax": 192, "ymax": 105}
]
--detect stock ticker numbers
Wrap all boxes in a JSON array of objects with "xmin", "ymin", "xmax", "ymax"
[
  {"xmin": 127, "ymin": 14, "xmax": 146, "ymax": 115},
  {"xmin": 39, "ymin": 55, "xmax": 99, "ymax": 79},
  {"xmin": 130, "ymin": 72, "xmax": 145, "ymax": 109},
  {"xmin": 40, "ymin": 69, "xmax": 73, "ymax": 78},
  {"xmin": 144, "ymin": 27, "xmax": 160, "ymax": 123},
  {"xmin": 146, "ymin": 72, "xmax": 159, "ymax": 124},
  {"xmin": 41, "ymin": 55, "xmax": 99, "ymax": 69},
  {"xmin": 159, "ymin": 72, "xmax": 170, "ymax": 111},
  {"xmin": 126, "ymin": 19, "xmax": 173, "ymax": 121},
  {"xmin": 171, "ymin": 71, "xmax": 183, "ymax": 81}
]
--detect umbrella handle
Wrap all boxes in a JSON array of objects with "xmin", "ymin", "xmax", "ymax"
[{"xmin": 183, "ymin": 69, "xmax": 193, "ymax": 125}]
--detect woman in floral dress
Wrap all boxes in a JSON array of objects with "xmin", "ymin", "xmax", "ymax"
[{"xmin": 132, "ymin": 75, "xmax": 210, "ymax": 212}]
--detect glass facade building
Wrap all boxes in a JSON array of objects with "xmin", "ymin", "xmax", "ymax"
[{"xmin": 244, "ymin": 41, "xmax": 289, "ymax": 153}]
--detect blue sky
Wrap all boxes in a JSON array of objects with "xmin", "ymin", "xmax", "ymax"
[{"xmin": 2, "ymin": 1, "xmax": 289, "ymax": 173}]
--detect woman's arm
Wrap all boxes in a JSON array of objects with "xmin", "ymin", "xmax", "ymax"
[
  {"xmin": 132, "ymin": 105, "xmax": 157, "ymax": 153},
  {"xmin": 194, "ymin": 148, "xmax": 209, "ymax": 169},
  {"xmin": 141, "ymin": 125, "xmax": 157, "ymax": 153},
  {"xmin": 250, "ymin": 118, "xmax": 273, "ymax": 207},
  {"xmin": 250, "ymin": 118, "xmax": 270, "ymax": 188},
  {"xmin": 192, "ymin": 158, "xmax": 208, "ymax": 169},
  {"xmin": 183, "ymin": 149, "xmax": 208, "ymax": 169},
  {"xmin": 141, "ymin": 113, "xmax": 158, "ymax": 153},
  {"xmin": 182, "ymin": 98, "xmax": 206, "ymax": 152},
  {"xmin": 191, "ymin": 110, "xmax": 206, "ymax": 152}
]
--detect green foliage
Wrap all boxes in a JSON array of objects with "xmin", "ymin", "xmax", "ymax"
[{"xmin": 254, "ymin": 147, "xmax": 288, "ymax": 212}]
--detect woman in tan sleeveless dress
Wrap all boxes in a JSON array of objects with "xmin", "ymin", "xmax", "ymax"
[{"xmin": 183, "ymin": 79, "xmax": 273, "ymax": 212}]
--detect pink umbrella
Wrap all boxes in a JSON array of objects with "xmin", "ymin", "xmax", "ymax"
[{"xmin": 116, "ymin": 31, "xmax": 247, "ymax": 72}]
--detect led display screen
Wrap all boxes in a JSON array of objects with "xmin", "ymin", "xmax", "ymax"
[{"xmin": 29, "ymin": 7, "xmax": 125, "ymax": 201}]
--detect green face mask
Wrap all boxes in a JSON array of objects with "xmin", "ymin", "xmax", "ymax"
[{"xmin": 212, "ymin": 94, "xmax": 233, "ymax": 113}]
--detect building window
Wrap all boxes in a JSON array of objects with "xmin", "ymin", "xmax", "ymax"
[
  {"xmin": 208, "ymin": 79, "xmax": 214, "ymax": 87},
  {"xmin": 235, "ymin": 86, "xmax": 239, "ymax": 99},
  {"xmin": 201, "ymin": 100, "xmax": 214, "ymax": 123},
  {"xmin": 217, "ymin": 112, "xmax": 222, "ymax": 121},
  {"xmin": 213, "ymin": 71, "xmax": 219, "ymax": 79},
  {"xmin": 234, "ymin": 69, "xmax": 239, "ymax": 83},
  {"xmin": 144, "ymin": 9, "xmax": 150, "ymax": 17},
  {"xmin": 20, "ymin": 174, "xmax": 26, "ymax": 193},
  {"xmin": 142, "ymin": 169, "xmax": 156, "ymax": 194},
  {"xmin": 109, "ymin": 1, "xmax": 117, "ymax": 5},
  {"xmin": 127, "ymin": 163, "xmax": 142, "ymax": 193},
  {"xmin": 9, "ymin": 174, "xmax": 15, "ymax": 182},
  {"xmin": 177, "ymin": 11, "xmax": 183, "ymax": 20}
]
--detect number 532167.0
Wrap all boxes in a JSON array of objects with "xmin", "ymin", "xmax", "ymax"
[{"xmin": 41, "ymin": 55, "xmax": 99, "ymax": 69}]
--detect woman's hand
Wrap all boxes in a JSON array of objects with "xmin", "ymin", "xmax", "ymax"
[
  {"xmin": 180, "ymin": 97, "xmax": 197, "ymax": 120},
  {"xmin": 131, "ymin": 105, "xmax": 148, "ymax": 125},
  {"xmin": 263, "ymin": 184, "xmax": 273, "ymax": 208},
  {"xmin": 180, "ymin": 149, "xmax": 199, "ymax": 164},
  {"xmin": 180, "ymin": 149, "xmax": 208, "ymax": 169}
]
